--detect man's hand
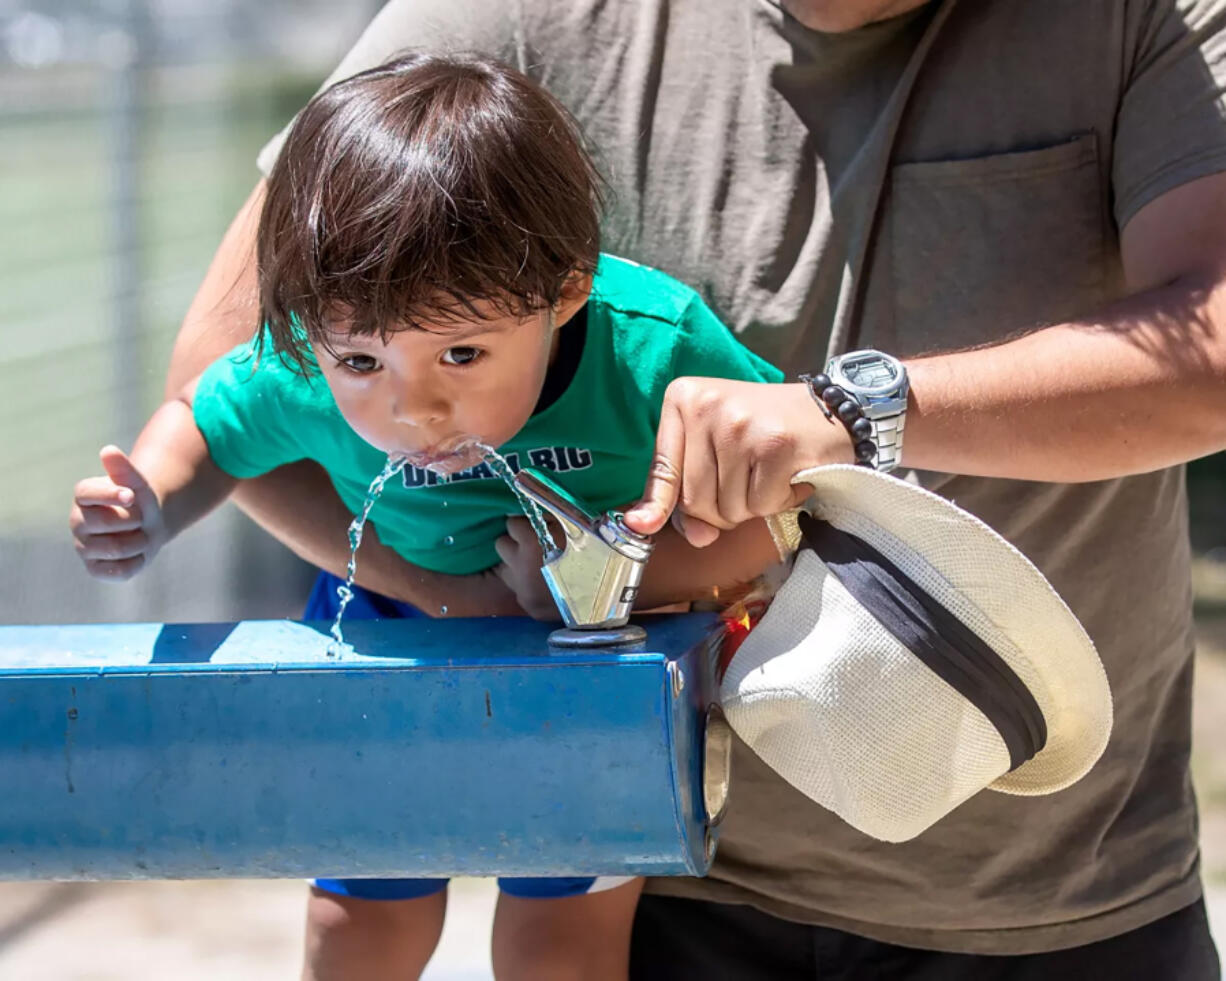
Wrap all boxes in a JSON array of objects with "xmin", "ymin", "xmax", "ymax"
[
  {"xmin": 70, "ymin": 445, "xmax": 166, "ymax": 581},
  {"xmin": 624, "ymin": 379, "xmax": 853, "ymax": 547},
  {"xmin": 493, "ymin": 516, "xmax": 562, "ymax": 621}
]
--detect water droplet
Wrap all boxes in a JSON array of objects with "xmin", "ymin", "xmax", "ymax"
[
  {"xmin": 443, "ymin": 535, "xmax": 455, "ymax": 546},
  {"xmin": 439, "ymin": 605, "xmax": 449, "ymax": 615}
]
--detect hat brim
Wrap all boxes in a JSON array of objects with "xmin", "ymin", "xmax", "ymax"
[{"xmin": 768, "ymin": 465, "xmax": 1112, "ymax": 796}]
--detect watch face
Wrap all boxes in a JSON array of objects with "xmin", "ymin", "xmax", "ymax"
[{"xmin": 840, "ymin": 354, "xmax": 900, "ymax": 394}]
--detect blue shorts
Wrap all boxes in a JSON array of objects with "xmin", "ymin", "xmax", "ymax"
[{"xmin": 305, "ymin": 570, "xmax": 634, "ymax": 901}]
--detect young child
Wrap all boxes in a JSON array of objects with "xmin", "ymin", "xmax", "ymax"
[{"xmin": 70, "ymin": 52, "xmax": 782, "ymax": 980}]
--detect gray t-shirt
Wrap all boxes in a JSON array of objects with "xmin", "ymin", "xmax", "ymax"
[{"xmin": 258, "ymin": 0, "xmax": 1226, "ymax": 954}]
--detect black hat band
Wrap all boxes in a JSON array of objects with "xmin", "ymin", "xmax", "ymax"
[{"xmin": 799, "ymin": 511, "xmax": 1048, "ymax": 771}]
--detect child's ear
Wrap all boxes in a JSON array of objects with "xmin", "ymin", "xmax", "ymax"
[{"xmin": 554, "ymin": 268, "xmax": 594, "ymax": 324}]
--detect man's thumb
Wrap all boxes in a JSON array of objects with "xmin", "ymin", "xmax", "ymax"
[
  {"xmin": 623, "ymin": 497, "xmax": 669, "ymax": 536},
  {"xmin": 787, "ymin": 476, "xmax": 815, "ymax": 510},
  {"xmin": 624, "ymin": 402, "xmax": 685, "ymax": 536}
]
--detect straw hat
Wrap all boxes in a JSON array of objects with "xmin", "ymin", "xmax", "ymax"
[{"xmin": 722, "ymin": 465, "xmax": 1112, "ymax": 843}]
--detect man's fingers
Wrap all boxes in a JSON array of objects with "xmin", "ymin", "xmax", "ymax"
[
  {"xmin": 673, "ymin": 511, "xmax": 723, "ymax": 549},
  {"xmin": 625, "ymin": 395, "xmax": 686, "ymax": 535},
  {"xmin": 748, "ymin": 454, "xmax": 813, "ymax": 518},
  {"xmin": 681, "ymin": 425, "xmax": 735, "ymax": 531},
  {"xmin": 83, "ymin": 555, "xmax": 147, "ymax": 582}
]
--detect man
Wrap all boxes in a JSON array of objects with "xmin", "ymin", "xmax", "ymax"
[{"xmin": 157, "ymin": 1, "xmax": 1226, "ymax": 976}]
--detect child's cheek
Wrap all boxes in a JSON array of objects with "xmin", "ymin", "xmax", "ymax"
[
  {"xmin": 329, "ymin": 389, "xmax": 387, "ymax": 451},
  {"xmin": 485, "ymin": 390, "xmax": 537, "ymax": 444}
]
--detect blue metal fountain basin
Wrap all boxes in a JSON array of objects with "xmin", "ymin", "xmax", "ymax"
[{"xmin": 0, "ymin": 614, "xmax": 724, "ymax": 881}]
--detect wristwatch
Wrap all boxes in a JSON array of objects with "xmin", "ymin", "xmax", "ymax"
[{"xmin": 825, "ymin": 349, "xmax": 909, "ymax": 472}]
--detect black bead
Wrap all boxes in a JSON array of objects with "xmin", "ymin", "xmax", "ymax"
[
  {"xmin": 836, "ymin": 400, "xmax": 862, "ymax": 423},
  {"xmin": 811, "ymin": 373, "xmax": 832, "ymax": 392},
  {"xmin": 855, "ymin": 440, "xmax": 877, "ymax": 462},
  {"xmin": 822, "ymin": 385, "xmax": 847, "ymax": 407},
  {"xmin": 851, "ymin": 417, "xmax": 873, "ymax": 440}
]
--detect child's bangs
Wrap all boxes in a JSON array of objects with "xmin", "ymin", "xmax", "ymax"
[{"xmin": 255, "ymin": 51, "xmax": 604, "ymax": 371}]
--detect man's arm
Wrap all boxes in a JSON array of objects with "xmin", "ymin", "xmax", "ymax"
[
  {"xmin": 627, "ymin": 172, "xmax": 1226, "ymax": 542},
  {"xmin": 902, "ymin": 171, "xmax": 1226, "ymax": 481},
  {"xmin": 165, "ymin": 182, "xmax": 265, "ymax": 396}
]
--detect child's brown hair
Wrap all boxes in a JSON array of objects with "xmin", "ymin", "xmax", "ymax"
[{"xmin": 257, "ymin": 51, "xmax": 604, "ymax": 370}]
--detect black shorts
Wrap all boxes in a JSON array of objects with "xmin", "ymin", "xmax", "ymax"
[{"xmin": 630, "ymin": 895, "xmax": 1220, "ymax": 980}]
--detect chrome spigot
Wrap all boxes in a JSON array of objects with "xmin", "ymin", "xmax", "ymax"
[{"xmin": 514, "ymin": 468, "xmax": 654, "ymax": 646}]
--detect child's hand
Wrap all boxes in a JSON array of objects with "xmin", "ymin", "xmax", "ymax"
[
  {"xmin": 494, "ymin": 516, "xmax": 561, "ymax": 621},
  {"xmin": 70, "ymin": 445, "xmax": 166, "ymax": 581}
]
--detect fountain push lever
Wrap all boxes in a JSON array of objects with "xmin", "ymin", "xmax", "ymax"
[{"xmin": 514, "ymin": 468, "xmax": 654, "ymax": 647}]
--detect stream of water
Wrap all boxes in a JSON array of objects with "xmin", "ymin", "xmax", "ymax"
[
  {"xmin": 473, "ymin": 440, "xmax": 557, "ymax": 554},
  {"xmin": 327, "ymin": 454, "xmax": 408, "ymax": 654},
  {"xmin": 328, "ymin": 441, "xmax": 560, "ymax": 651}
]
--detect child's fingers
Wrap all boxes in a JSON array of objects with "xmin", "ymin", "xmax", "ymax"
[
  {"xmin": 73, "ymin": 504, "xmax": 142, "ymax": 535},
  {"xmin": 504, "ymin": 516, "xmax": 539, "ymax": 548},
  {"xmin": 73, "ymin": 476, "xmax": 137, "ymax": 509},
  {"xmin": 82, "ymin": 555, "xmax": 147, "ymax": 582},
  {"xmin": 74, "ymin": 529, "xmax": 153, "ymax": 562},
  {"xmin": 493, "ymin": 532, "xmax": 517, "ymax": 565}
]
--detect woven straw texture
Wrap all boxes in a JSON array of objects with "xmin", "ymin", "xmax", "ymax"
[{"xmin": 722, "ymin": 549, "xmax": 1013, "ymax": 842}]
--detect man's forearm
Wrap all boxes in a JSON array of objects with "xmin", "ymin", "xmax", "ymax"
[
  {"xmin": 165, "ymin": 182, "xmax": 266, "ymax": 397},
  {"xmin": 902, "ymin": 271, "xmax": 1226, "ymax": 482}
]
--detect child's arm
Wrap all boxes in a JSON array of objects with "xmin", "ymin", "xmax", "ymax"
[{"xmin": 70, "ymin": 392, "xmax": 237, "ymax": 580}]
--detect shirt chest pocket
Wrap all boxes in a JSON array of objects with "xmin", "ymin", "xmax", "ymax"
[{"xmin": 866, "ymin": 133, "xmax": 1113, "ymax": 357}]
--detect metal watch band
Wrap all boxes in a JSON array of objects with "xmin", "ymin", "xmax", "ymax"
[{"xmin": 871, "ymin": 411, "xmax": 905, "ymax": 472}]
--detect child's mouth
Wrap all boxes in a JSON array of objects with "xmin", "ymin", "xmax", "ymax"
[{"xmin": 400, "ymin": 438, "xmax": 484, "ymax": 474}]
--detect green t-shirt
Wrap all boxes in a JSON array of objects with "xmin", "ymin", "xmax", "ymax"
[{"xmin": 194, "ymin": 254, "xmax": 782, "ymax": 575}]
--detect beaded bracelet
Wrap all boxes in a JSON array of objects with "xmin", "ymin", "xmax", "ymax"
[{"xmin": 797, "ymin": 373, "xmax": 878, "ymax": 467}]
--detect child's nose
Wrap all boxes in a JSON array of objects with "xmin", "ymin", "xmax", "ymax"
[{"xmin": 392, "ymin": 387, "xmax": 448, "ymax": 427}]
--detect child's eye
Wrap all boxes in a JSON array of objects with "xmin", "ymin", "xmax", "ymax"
[
  {"xmin": 338, "ymin": 353, "xmax": 380, "ymax": 374},
  {"xmin": 442, "ymin": 347, "xmax": 482, "ymax": 367}
]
